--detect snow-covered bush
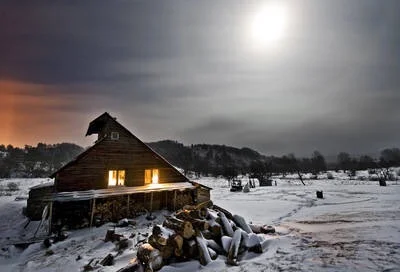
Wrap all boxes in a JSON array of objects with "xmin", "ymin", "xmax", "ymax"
[
  {"xmin": 327, "ymin": 172, "xmax": 334, "ymax": 179},
  {"xmin": 388, "ymin": 172, "xmax": 396, "ymax": 181},
  {"xmin": 348, "ymin": 169, "xmax": 356, "ymax": 177},
  {"xmin": 369, "ymin": 175, "xmax": 379, "ymax": 181},
  {"xmin": 310, "ymin": 174, "xmax": 318, "ymax": 180},
  {"xmin": 7, "ymin": 182, "xmax": 19, "ymax": 191}
]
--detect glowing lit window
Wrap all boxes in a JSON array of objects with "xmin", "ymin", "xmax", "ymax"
[
  {"xmin": 108, "ymin": 170, "xmax": 125, "ymax": 186},
  {"xmin": 145, "ymin": 169, "xmax": 159, "ymax": 184}
]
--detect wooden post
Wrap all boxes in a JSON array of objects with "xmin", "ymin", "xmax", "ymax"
[
  {"xmin": 127, "ymin": 195, "xmax": 130, "ymax": 218},
  {"xmin": 48, "ymin": 201, "xmax": 53, "ymax": 235},
  {"xmin": 174, "ymin": 190, "xmax": 177, "ymax": 211},
  {"xmin": 150, "ymin": 192, "xmax": 154, "ymax": 212},
  {"xmin": 90, "ymin": 198, "xmax": 96, "ymax": 228}
]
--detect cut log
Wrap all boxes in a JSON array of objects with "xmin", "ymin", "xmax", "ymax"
[
  {"xmin": 117, "ymin": 238, "xmax": 130, "ymax": 251},
  {"xmin": 83, "ymin": 259, "xmax": 95, "ymax": 271},
  {"xmin": 191, "ymin": 219, "xmax": 209, "ymax": 231},
  {"xmin": 207, "ymin": 220, "xmax": 222, "ymax": 238},
  {"xmin": 207, "ymin": 247, "xmax": 218, "ymax": 260},
  {"xmin": 104, "ymin": 229, "xmax": 124, "ymax": 242},
  {"xmin": 206, "ymin": 238, "xmax": 225, "ymax": 255},
  {"xmin": 260, "ymin": 225, "xmax": 276, "ymax": 234},
  {"xmin": 212, "ymin": 205, "xmax": 233, "ymax": 220},
  {"xmin": 199, "ymin": 207, "xmax": 208, "ymax": 219},
  {"xmin": 227, "ymin": 229, "xmax": 242, "ymax": 266},
  {"xmin": 163, "ymin": 216, "xmax": 194, "ymax": 239},
  {"xmin": 248, "ymin": 243, "xmax": 262, "ymax": 253},
  {"xmin": 175, "ymin": 211, "xmax": 210, "ymax": 231},
  {"xmin": 172, "ymin": 234, "xmax": 183, "ymax": 257},
  {"xmin": 233, "ymin": 214, "xmax": 253, "ymax": 234},
  {"xmin": 105, "ymin": 229, "xmax": 115, "ymax": 242},
  {"xmin": 137, "ymin": 243, "xmax": 163, "ymax": 272},
  {"xmin": 246, "ymin": 233, "xmax": 262, "ymax": 253},
  {"xmin": 217, "ymin": 212, "xmax": 234, "ymax": 237},
  {"xmin": 195, "ymin": 200, "xmax": 213, "ymax": 210},
  {"xmin": 148, "ymin": 235, "xmax": 174, "ymax": 260},
  {"xmin": 206, "ymin": 209, "xmax": 218, "ymax": 221},
  {"xmin": 116, "ymin": 260, "xmax": 144, "ymax": 272},
  {"xmin": 196, "ymin": 233, "xmax": 212, "ymax": 266},
  {"xmin": 151, "ymin": 225, "xmax": 173, "ymax": 246},
  {"xmin": 221, "ymin": 236, "xmax": 232, "ymax": 253},
  {"xmin": 201, "ymin": 230, "xmax": 214, "ymax": 240},
  {"xmin": 240, "ymin": 230, "xmax": 249, "ymax": 252},
  {"xmin": 176, "ymin": 209, "xmax": 200, "ymax": 220},
  {"xmin": 182, "ymin": 238, "xmax": 198, "ymax": 259},
  {"xmin": 248, "ymin": 224, "xmax": 262, "ymax": 234},
  {"xmin": 100, "ymin": 253, "xmax": 114, "ymax": 266},
  {"xmin": 182, "ymin": 200, "xmax": 213, "ymax": 212}
]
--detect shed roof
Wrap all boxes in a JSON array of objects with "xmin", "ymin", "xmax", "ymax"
[{"xmin": 48, "ymin": 182, "xmax": 196, "ymax": 202}]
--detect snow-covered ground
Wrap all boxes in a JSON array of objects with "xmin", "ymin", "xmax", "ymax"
[{"xmin": 0, "ymin": 175, "xmax": 399, "ymax": 271}]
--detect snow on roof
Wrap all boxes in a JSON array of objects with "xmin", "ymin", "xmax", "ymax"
[
  {"xmin": 30, "ymin": 181, "xmax": 54, "ymax": 190},
  {"xmin": 50, "ymin": 182, "xmax": 196, "ymax": 202}
]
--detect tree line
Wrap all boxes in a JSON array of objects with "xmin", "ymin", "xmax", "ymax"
[
  {"xmin": 0, "ymin": 143, "xmax": 83, "ymax": 178},
  {"xmin": 247, "ymin": 148, "xmax": 400, "ymax": 182},
  {"xmin": 1, "ymin": 139, "xmax": 400, "ymax": 180},
  {"xmin": 149, "ymin": 141, "xmax": 400, "ymax": 180}
]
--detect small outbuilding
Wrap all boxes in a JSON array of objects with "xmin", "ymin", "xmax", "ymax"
[{"xmin": 27, "ymin": 112, "xmax": 211, "ymax": 231}]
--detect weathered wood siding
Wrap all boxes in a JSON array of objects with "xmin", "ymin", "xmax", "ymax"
[
  {"xmin": 27, "ymin": 185, "xmax": 54, "ymax": 220},
  {"xmin": 55, "ymin": 120, "xmax": 187, "ymax": 192},
  {"xmin": 197, "ymin": 186, "xmax": 211, "ymax": 203}
]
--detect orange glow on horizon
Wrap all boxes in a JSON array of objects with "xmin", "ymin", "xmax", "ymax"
[{"xmin": 0, "ymin": 80, "xmax": 92, "ymax": 147}]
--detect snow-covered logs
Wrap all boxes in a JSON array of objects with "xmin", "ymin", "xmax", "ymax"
[{"xmin": 134, "ymin": 201, "xmax": 273, "ymax": 271}]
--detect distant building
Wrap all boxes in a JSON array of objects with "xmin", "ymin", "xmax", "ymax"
[{"xmin": 27, "ymin": 112, "xmax": 210, "ymax": 230}]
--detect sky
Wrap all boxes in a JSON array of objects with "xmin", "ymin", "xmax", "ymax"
[{"xmin": 1, "ymin": 0, "xmax": 399, "ymax": 156}]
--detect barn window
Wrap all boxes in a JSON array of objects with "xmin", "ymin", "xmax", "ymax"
[
  {"xmin": 108, "ymin": 170, "xmax": 125, "ymax": 186},
  {"xmin": 145, "ymin": 169, "xmax": 159, "ymax": 184},
  {"xmin": 111, "ymin": 132, "xmax": 119, "ymax": 140}
]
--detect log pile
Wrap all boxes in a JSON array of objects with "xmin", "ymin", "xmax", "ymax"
[{"xmin": 135, "ymin": 200, "xmax": 274, "ymax": 271}]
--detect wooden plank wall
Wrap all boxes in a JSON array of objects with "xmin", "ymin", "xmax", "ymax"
[
  {"xmin": 55, "ymin": 119, "xmax": 187, "ymax": 192},
  {"xmin": 26, "ymin": 185, "xmax": 54, "ymax": 220},
  {"xmin": 197, "ymin": 186, "xmax": 211, "ymax": 203}
]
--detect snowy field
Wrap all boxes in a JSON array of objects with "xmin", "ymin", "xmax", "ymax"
[{"xmin": 0, "ymin": 175, "xmax": 399, "ymax": 271}]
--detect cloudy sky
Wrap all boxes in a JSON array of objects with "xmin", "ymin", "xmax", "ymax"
[{"xmin": 1, "ymin": 0, "xmax": 399, "ymax": 156}]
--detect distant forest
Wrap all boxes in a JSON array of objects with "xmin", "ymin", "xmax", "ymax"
[
  {"xmin": 0, "ymin": 143, "xmax": 83, "ymax": 178},
  {"xmin": 1, "ymin": 140, "xmax": 400, "ymax": 179}
]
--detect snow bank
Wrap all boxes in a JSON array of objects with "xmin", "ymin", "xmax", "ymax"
[{"xmin": 0, "ymin": 177, "xmax": 399, "ymax": 271}]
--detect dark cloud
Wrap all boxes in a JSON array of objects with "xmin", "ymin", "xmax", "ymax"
[{"xmin": 1, "ymin": 0, "xmax": 399, "ymax": 156}]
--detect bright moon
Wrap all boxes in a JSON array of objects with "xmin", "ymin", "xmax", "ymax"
[{"xmin": 250, "ymin": 3, "xmax": 288, "ymax": 47}]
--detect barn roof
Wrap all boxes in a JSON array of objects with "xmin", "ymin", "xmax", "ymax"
[
  {"xmin": 85, "ymin": 112, "xmax": 114, "ymax": 136},
  {"xmin": 49, "ymin": 137, "xmax": 107, "ymax": 178},
  {"xmin": 50, "ymin": 112, "xmax": 192, "ymax": 185}
]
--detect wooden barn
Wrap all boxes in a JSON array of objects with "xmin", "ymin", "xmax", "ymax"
[{"xmin": 26, "ymin": 112, "xmax": 211, "ymax": 231}]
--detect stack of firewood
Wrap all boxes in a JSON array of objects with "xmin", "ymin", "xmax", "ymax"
[{"xmin": 132, "ymin": 200, "xmax": 275, "ymax": 272}]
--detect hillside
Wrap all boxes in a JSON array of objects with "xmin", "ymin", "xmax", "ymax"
[{"xmin": 147, "ymin": 140, "xmax": 266, "ymax": 175}]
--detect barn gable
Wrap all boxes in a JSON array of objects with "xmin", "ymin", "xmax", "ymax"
[{"xmin": 51, "ymin": 112, "xmax": 189, "ymax": 192}]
